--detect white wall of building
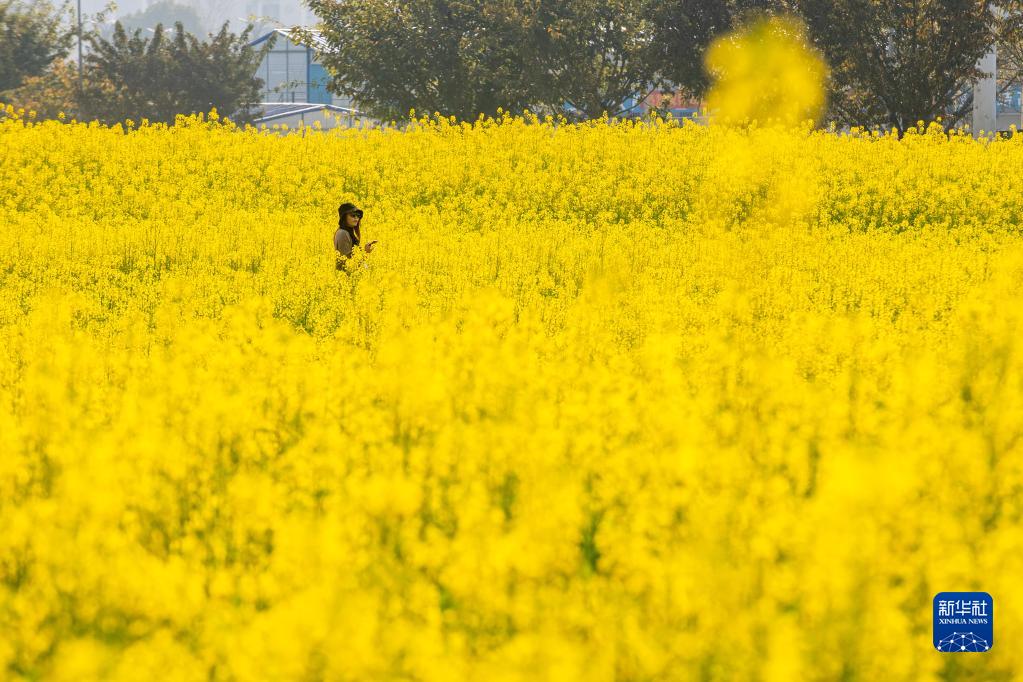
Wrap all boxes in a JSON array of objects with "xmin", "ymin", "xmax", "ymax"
[{"xmin": 973, "ymin": 47, "xmax": 998, "ymax": 133}]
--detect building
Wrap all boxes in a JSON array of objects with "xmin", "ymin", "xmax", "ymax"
[
  {"xmin": 621, "ymin": 89, "xmax": 702, "ymax": 120},
  {"xmin": 249, "ymin": 28, "xmax": 349, "ymax": 106},
  {"xmin": 250, "ymin": 102, "xmax": 371, "ymax": 131},
  {"xmin": 247, "ymin": 28, "xmax": 370, "ymax": 130}
]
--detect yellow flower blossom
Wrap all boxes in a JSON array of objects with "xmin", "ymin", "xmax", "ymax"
[{"xmin": 1, "ymin": 101, "xmax": 1022, "ymax": 680}]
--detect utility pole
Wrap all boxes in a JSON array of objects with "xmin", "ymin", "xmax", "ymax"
[{"xmin": 76, "ymin": 0, "xmax": 83, "ymax": 103}]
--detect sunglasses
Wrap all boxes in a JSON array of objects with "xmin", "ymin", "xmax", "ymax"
[{"xmin": 344, "ymin": 210, "xmax": 364, "ymax": 219}]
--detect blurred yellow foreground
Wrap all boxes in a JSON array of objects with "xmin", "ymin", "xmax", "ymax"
[{"xmin": 1, "ymin": 85, "xmax": 1021, "ymax": 682}]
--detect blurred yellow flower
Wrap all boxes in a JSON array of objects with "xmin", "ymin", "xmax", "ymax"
[{"xmin": 705, "ymin": 16, "xmax": 828, "ymax": 126}]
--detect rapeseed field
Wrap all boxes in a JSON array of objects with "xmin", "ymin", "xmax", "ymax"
[{"xmin": 2, "ymin": 94, "xmax": 1023, "ymax": 680}]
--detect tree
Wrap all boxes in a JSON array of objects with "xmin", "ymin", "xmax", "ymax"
[
  {"xmin": 2, "ymin": 57, "xmax": 77, "ymax": 120},
  {"xmin": 993, "ymin": 3, "xmax": 1023, "ymax": 103},
  {"xmin": 305, "ymin": 0, "xmax": 669, "ymax": 121},
  {"xmin": 303, "ymin": 0, "xmax": 537, "ymax": 121},
  {"xmin": 0, "ymin": 0, "xmax": 74, "ymax": 93},
  {"xmin": 793, "ymin": 0, "xmax": 1010, "ymax": 130},
  {"xmin": 80, "ymin": 21, "xmax": 176, "ymax": 123},
  {"xmin": 78, "ymin": 20, "xmax": 270, "ymax": 125},
  {"xmin": 649, "ymin": 0, "xmax": 777, "ymax": 99},
  {"xmin": 166, "ymin": 22, "xmax": 270, "ymax": 123},
  {"xmin": 529, "ymin": 0, "xmax": 666, "ymax": 119}
]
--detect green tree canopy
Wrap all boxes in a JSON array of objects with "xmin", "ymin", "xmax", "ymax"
[
  {"xmin": 0, "ymin": 0, "xmax": 73, "ymax": 93},
  {"xmin": 79, "ymin": 20, "xmax": 270, "ymax": 125},
  {"xmin": 993, "ymin": 3, "xmax": 1023, "ymax": 106},
  {"xmin": 529, "ymin": 0, "xmax": 666, "ymax": 119},
  {"xmin": 305, "ymin": 0, "xmax": 673, "ymax": 121},
  {"xmin": 649, "ymin": 0, "xmax": 775, "ymax": 98},
  {"xmin": 792, "ymin": 0, "xmax": 1009, "ymax": 130},
  {"xmin": 309, "ymin": 0, "xmax": 1021, "ymax": 128},
  {"xmin": 302, "ymin": 0, "xmax": 536, "ymax": 121}
]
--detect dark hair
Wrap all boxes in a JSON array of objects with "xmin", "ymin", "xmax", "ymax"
[
  {"xmin": 337, "ymin": 203, "xmax": 362, "ymax": 246},
  {"xmin": 338, "ymin": 202, "xmax": 363, "ymax": 218}
]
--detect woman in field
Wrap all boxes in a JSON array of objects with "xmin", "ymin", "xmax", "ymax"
[{"xmin": 334, "ymin": 202, "xmax": 378, "ymax": 270}]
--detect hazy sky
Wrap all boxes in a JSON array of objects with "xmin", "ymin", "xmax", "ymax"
[{"xmin": 74, "ymin": 0, "xmax": 318, "ymax": 34}]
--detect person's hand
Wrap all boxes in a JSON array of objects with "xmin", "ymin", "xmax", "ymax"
[{"xmin": 365, "ymin": 240, "xmax": 379, "ymax": 253}]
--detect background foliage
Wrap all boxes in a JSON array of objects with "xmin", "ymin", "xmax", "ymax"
[
  {"xmin": 78, "ymin": 21, "xmax": 269, "ymax": 126},
  {"xmin": 0, "ymin": 0, "xmax": 73, "ymax": 93},
  {"xmin": 790, "ymin": 0, "xmax": 1009, "ymax": 130},
  {"xmin": 305, "ymin": 0, "xmax": 1023, "ymax": 130},
  {"xmin": 1, "ymin": 5, "xmax": 268, "ymax": 126}
]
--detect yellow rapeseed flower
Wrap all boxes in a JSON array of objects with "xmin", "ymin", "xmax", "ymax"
[{"xmin": 1, "ymin": 100, "xmax": 1022, "ymax": 679}]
